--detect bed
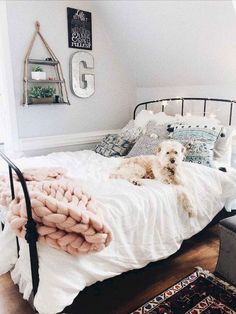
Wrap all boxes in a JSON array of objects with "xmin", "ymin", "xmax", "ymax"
[{"xmin": 0, "ymin": 97, "xmax": 236, "ymax": 314}]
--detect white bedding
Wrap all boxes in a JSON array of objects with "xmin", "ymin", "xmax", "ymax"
[{"xmin": 0, "ymin": 150, "xmax": 236, "ymax": 314}]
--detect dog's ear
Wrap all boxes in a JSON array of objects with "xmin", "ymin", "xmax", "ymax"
[{"xmin": 156, "ymin": 144, "xmax": 162, "ymax": 154}]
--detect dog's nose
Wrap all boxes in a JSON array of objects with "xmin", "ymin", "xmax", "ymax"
[{"xmin": 170, "ymin": 159, "xmax": 175, "ymax": 164}]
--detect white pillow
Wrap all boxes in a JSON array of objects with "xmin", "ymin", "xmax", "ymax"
[
  {"xmin": 214, "ymin": 127, "xmax": 236, "ymax": 166},
  {"xmin": 134, "ymin": 110, "xmax": 155, "ymax": 128},
  {"xmin": 134, "ymin": 110, "xmax": 175, "ymax": 128},
  {"xmin": 175, "ymin": 114, "xmax": 221, "ymax": 126},
  {"xmin": 152, "ymin": 112, "xmax": 176, "ymax": 125},
  {"xmin": 135, "ymin": 111, "xmax": 221, "ymax": 129}
]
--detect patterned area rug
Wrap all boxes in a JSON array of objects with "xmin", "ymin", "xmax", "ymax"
[{"xmin": 131, "ymin": 267, "xmax": 236, "ymax": 314}]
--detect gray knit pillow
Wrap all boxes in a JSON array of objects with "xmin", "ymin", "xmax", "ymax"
[
  {"xmin": 127, "ymin": 135, "xmax": 161, "ymax": 157},
  {"xmin": 127, "ymin": 122, "xmax": 170, "ymax": 157},
  {"xmin": 120, "ymin": 120, "xmax": 143, "ymax": 142}
]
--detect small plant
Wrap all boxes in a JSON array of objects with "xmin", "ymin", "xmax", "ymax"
[
  {"xmin": 32, "ymin": 65, "xmax": 43, "ymax": 72},
  {"xmin": 28, "ymin": 86, "xmax": 56, "ymax": 99}
]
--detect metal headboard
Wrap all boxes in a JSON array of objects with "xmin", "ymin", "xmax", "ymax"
[{"xmin": 133, "ymin": 97, "xmax": 236, "ymax": 126}]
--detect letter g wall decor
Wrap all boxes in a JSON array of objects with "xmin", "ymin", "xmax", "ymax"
[{"xmin": 70, "ymin": 52, "xmax": 95, "ymax": 98}]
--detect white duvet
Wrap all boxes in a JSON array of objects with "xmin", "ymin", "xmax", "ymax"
[{"xmin": 0, "ymin": 150, "xmax": 236, "ymax": 314}]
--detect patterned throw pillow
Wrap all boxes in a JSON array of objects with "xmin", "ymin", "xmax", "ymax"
[
  {"xmin": 183, "ymin": 140, "xmax": 214, "ymax": 167},
  {"xmin": 169, "ymin": 123, "xmax": 223, "ymax": 142},
  {"xmin": 169, "ymin": 123, "xmax": 226, "ymax": 167},
  {"xmin": 127, "ymin": 135, "xmax": 161, "ymax": 157},
  {"xmin": 94, "ymin": 134, "xmax": 134, "ymax": 157}
]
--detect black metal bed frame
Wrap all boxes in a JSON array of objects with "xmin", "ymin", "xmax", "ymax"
[
  {"xmin": 0, "ymin": 96, "xmax": 235, "ymax": 313},
  {"xmin": 0, "ymin": 152, "xmax": 39, "ymax": 297},
  {"xmin": 133, "ymin": 97, "xmax": 236, "ymax": 125}
]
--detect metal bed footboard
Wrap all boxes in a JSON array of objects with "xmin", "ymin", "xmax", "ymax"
[
  {"xmin": 0, "ymin": 152, "xmax": 39, "ymax": 296},
  {"xmin": 133, "ymin": 97, "xmax": 236, "ymax": 125}
]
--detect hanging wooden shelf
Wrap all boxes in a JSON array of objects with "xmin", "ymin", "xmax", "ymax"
[
  {"xmin": 27, "ymin": 79, "xmax": 64, "ymax": 84},
  {"xmin": 28, "ymin": 59, "xmax": 59, "ymax": 66},
  {"xmin": 28, "ymin": 102, "xmax": 69, "ymax": 106},
  {"xmin": 23, "ymin": 21, "xmax": 70, "ymax": 106}
]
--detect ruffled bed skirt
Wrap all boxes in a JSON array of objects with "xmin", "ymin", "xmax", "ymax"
[{"xmin": 11, "ymin": 265, "xmax": 32, "ymax": 300}]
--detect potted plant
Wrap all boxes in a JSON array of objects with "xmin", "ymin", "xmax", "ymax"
[
  {"xmin": 31, "ymin": 65, "xmax": 46, "ymax": 80},
  {"xmin": 28, "ymin": 86, "xmax": 56, "ymax": 104}
]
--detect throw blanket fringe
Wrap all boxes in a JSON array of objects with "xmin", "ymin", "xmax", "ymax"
[{"xmin": 0, "ymin": 168, "xmax": 112, "ymax": 255}]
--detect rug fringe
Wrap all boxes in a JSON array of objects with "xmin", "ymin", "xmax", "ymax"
[{"xmin": 195, "ymin": 266, "xmax": 236, "ymax": 295}]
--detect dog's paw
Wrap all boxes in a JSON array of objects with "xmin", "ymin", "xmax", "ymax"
[{"xmin": 132, "ymin": 179, "xmax": 142, "ymax": 186}]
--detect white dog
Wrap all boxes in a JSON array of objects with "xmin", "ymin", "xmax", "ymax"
[{"xmin": 110, "ymin": 140, "xmax": 195, "ymax": 216}]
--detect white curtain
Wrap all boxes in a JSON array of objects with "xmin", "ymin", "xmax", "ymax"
[{"xmin": 0, "ymin": 1, "xmax": 21, "ymax": 158}]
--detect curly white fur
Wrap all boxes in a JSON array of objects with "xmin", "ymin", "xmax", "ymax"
[{"xmin": 110, "ymin": 140, "xmax": 195, "ymax": 216}]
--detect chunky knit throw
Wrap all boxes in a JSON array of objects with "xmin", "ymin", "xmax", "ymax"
[{"xmin": 0, "ymin": 168, "xmax": 112, "ymax": 255}]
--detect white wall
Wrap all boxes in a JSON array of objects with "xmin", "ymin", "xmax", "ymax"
[
  {"xmin": 6, "ymin": 0, "xmax": 135, "ymax": 140},
  {"xmin": 95, "ymin": 1, "xmax": 236, "ymax": 87},
  {"xmin": 6, "ymin": 1, "xmax": 236, "ymax": 156}
]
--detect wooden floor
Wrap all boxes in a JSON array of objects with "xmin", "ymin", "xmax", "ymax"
[{"xmin": 0, "ymin": 225, "xmax": 219, "ymax": 314}]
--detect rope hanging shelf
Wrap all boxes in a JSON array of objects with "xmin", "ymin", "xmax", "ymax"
[{"xmin": 23, "ymin": 21, "xmax": 70, "ymax": 106}]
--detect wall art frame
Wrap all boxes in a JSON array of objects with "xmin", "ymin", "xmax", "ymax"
[{"xmin": 67, "ymin": 7, "xmax": 92, "ymax": 50}]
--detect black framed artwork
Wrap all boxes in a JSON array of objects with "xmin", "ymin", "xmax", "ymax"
[{"xmin": 67, "ymin": 7, "xmax": 92, "ymax": 50}]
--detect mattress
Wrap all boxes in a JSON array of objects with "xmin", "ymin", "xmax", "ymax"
[{"xmin": 0, "ymin": 150, "xmax": 236, "ymax": 314}]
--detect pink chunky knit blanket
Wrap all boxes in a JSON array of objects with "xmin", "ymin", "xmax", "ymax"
[{"xmin": 0, "ymin": 168, "xmax": 112, "ymax": 255}]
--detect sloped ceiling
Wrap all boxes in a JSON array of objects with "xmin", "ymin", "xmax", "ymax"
[{"xmin": 94, "ymin": 1, "xmax": 236, "ymax": 87}]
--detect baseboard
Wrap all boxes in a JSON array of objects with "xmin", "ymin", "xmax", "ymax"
[
  {"xmin": 18, "ymin": 131, "xmax": 236, "ymax": 155},
  {"xmin": 19, "ymin": 129, "xmax": 120, "ymax": 152}
]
